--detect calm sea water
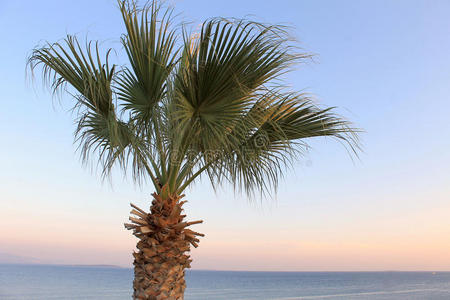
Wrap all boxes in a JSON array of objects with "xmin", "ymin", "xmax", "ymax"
[{"xmin": 0, "ymin": 265, "xmax": 449, "ymax": 299}]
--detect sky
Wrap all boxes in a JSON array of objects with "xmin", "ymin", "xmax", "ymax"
[{"xmin": 0, "ymin": 0, "xmax": 449, "ymax": 271}]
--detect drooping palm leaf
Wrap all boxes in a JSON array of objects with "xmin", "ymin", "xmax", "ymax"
[
  {"xmin": 28, "ymin": 35, "xmax": 122, "ymax": 160},
  {"xmin": 27, "ymin": 33, "xmax": 160, "ymax": 187}
]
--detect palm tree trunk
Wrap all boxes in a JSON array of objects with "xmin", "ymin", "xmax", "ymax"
[{"xmin": 125, "ymin": 191, "xmax": 204, "ymax": 300}]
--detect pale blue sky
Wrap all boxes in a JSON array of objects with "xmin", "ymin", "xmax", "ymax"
[{"xmin": 0, "ymin": 0, "xmax": 449, "ymax": 270}]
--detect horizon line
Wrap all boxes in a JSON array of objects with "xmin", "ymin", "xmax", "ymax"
[{"xmin": 1, "ymin": 263, "xmax": 449, "ymax": 273}]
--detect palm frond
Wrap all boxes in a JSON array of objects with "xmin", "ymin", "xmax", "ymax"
[
  {"xmin": 116, "ymin": 0, "xmax": 178, "ymax": 125},
  {"xmin": 28, "ymin": 34, "xmax": 159, "ymax": 186},
  {"xmin": 172, "ymin": 19, "xmax": 308, "ymax": 153},
  {"xmin": 29, "ymin": 35, "xmax": 115, "ymax": 117},
  {"xmin": 178, "ymin": 91, "xmax": 360, "ymax": 196}
]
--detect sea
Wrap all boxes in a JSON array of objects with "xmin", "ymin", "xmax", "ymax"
[{"xmin": 0, "ymin": 264, "xmax": 449, "ymax": 299}]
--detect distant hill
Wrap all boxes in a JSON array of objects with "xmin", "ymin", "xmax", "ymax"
[
  {"xmin": 66, "ymin": 264, "xmax": 123, "ymax": 268},
  {"xmin": 0, "ymin": 253, "xmax": 123, "ymax": 268},
  {"xmin": 0, "ymin": 252, "xmax": 41, "ymax": 264}
]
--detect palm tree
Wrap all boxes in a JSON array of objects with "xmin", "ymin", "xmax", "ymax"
[{"xmin": 29, "ymin": 1, "xmax": 359, "ymax": 299}]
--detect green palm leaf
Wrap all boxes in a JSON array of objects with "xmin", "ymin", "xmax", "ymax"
[{"xmin": 116, "ymin": 0, "xmax": 178, "ymax": 125}]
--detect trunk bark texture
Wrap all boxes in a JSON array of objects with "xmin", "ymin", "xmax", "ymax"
[{"xmin": 125, "ymin": 191, "xmax": 203, "ymax": 300}]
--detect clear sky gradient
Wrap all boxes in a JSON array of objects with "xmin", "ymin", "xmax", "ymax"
[{"xmin": 1, "ymin": 0, "xmax": 449, "ymax": 270}]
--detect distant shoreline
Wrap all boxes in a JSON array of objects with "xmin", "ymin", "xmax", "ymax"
[
  {"xmin": 0, "ymin": 263, "xmax": 125, "ymax": 269},
  {"xmin": 1, "ymin": 264, "xmax": 449, "ymax": 273}
]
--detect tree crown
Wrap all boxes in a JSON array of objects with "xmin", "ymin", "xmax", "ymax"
[{"xmin": 28, "ymin": 0, "xmax": 360, "ymax": 197}]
